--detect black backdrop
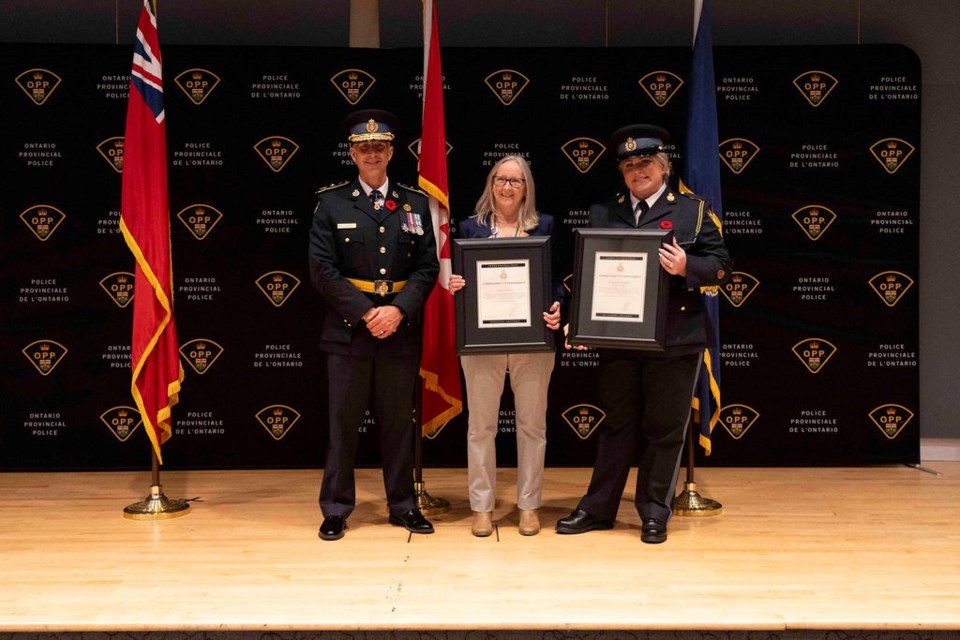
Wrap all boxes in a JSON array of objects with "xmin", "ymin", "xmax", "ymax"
[{"xmin": 0, "ymin": 43, "xmax": 920, "ymax": 470}]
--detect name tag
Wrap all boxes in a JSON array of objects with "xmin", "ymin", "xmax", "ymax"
[{"xmin": 337, "ymin": 223, "xmax": 357, "ymax": 229}]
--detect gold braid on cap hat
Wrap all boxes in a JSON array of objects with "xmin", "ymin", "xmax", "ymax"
[{"xmin": 348, "ymin": 118, "xmax": 395, "ymax": 143}]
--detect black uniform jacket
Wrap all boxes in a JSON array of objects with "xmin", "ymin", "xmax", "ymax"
[
  {"xmin": 589, "ymin": 188, "xmax": 732, "ymax": 355},
  {"xmin": 309, "ymin": 178, "xmax": 439, "ymax": 356}
]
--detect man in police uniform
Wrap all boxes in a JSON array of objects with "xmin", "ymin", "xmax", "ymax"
[
  {"xmin": 556, "ymin": 124, "xmax": 732, "ymax": 543},
  {"xmin": 309, "ymin": 109, "xmax": 439, "ymax": 541}
]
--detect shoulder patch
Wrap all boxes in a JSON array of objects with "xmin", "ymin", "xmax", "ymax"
[
  {"xmin": 396, "ymin": 182, "xmax": 428, "ymax": 196},
  {"xmin": 315, "ymin": 181, "xmax": 349, "ymax": 195}
]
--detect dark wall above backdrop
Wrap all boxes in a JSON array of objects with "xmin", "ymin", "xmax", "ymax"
[
  {"xmin": 0, "ymin": 1, "xmax": 910, "ymax": 48},
  {"xmin": 0, "ymin": 41, "xmax": 920, "ymax": 470}
]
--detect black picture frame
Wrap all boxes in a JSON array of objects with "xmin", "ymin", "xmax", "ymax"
[
  {"xmin": 452, "ymin": 236, "xmax": 554, "ymax": 355},
  {"xmin": 568, "ymin": 229, "xmax": 671, "ymax": 351}
]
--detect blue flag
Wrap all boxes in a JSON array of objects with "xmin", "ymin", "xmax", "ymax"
[{"xmin": 683, "ymin": 0, "xmax": 723, "ymax": 455}]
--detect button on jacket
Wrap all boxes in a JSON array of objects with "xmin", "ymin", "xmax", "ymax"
[{"xmin": 309, "ymin": 178, "xmax": 439, "ymax": 356}]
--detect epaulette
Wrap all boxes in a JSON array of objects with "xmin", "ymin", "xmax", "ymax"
[
  {"xmin": 315, "ymin": 180, "xmax": 349, "ymax": 196},
  {"xmin": 396, "ymin": 182, "xmax": 428, "ymax": 196}
]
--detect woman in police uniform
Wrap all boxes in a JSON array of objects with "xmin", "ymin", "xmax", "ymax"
[{"xmin": 556, "ymin": 124, "xmax": 732, "ymax": 544}]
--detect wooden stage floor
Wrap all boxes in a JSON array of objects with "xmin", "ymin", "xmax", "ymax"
[{"xmin": 2, "ymin": 464, "xmax": 959, "ymax": 638}]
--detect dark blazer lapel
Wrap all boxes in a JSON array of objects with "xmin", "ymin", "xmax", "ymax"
[
  {"xmin": 383, "ymin": 185, "xmax": 404, "ymax": 224},
  {"xmin": 640, "ymin": 190, "xmax": 677, "ymax": 227},
  {"xmin": 613, "ymin": 197, "xmax": 636, "ymax": 227}
]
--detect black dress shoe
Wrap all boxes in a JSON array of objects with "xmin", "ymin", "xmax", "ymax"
[
  {"xmin": 388, "ymin": 509, "xmax": 435, "ymax": 534},
  {"xmin": 555, "ymin": 508, "xmax": 614, "ymax": 534},
  {"xmin": 318, "ymin": 515, "xmax": 347, "ymax": 541},
  {"xmin": 641, "ymin": 517, "xmax": 667, "ymax": 544}
]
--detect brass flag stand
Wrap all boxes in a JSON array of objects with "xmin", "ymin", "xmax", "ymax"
[
  {"xmin": 672, "ymin": 418, "xmax": 722, "ymax": 517},
  {"xmin": 123, "ymin": 449, "xmax": 190, "ymax": 520},
  {"xmin": 414, "ymin": 441, "xmax": 450, "ymax": 514},
  {"xmin": 413, "ymin": 392, "xmax": 450, "ymax": 515}
]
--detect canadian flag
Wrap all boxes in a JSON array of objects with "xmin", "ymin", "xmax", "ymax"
[{"xmin": 417, "ymin": 0, "xmax": 462, "ymax": 436}]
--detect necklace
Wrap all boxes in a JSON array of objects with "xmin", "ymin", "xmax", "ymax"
[{"xmin": 491, "ymin": 213, "xmax": 520, "ymax": 238}]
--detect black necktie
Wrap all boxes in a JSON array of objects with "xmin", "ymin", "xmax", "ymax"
[
  {"xmin": 370, "ymin": 189, "xmax": 383, "ymax": 209},
  {"xmin": 635, "ymin": 200, "xmax": 649, "ymax": 226}
]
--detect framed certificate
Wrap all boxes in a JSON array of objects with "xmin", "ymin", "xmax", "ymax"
[
  {"xmin": 453, "ymin": 236, "xmax": 554, "ymax": 355},
  {"xmin": 567, "ymin": 229, "xmax": 671, "ymax": 350}
]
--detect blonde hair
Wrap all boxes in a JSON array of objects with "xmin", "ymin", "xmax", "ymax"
[
  {"xmin": 472, "ymin": 155, "xmax": 539, "ymax": 232},
  {"xmin": 619, "ymin": 151, "xmax": 672, "ymax": 180}
]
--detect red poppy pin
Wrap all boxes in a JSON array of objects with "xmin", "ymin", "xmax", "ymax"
[
  {"xmin": 660, "ymin": 220, "xmax": 673, "ymax": 230},
  {"xmin": 384, "ymin": 200, "xmax": 398, "ymax": 212}
]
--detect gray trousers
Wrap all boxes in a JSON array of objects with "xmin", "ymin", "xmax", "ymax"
[{"xmin": 460, "ymin": 351, "xmax": 555, "ymax": 512}]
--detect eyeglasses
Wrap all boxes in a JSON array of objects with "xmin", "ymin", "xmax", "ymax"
[{"xmin": 493, "ymin": 176, "xmax": 525, "ymax": 188}]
